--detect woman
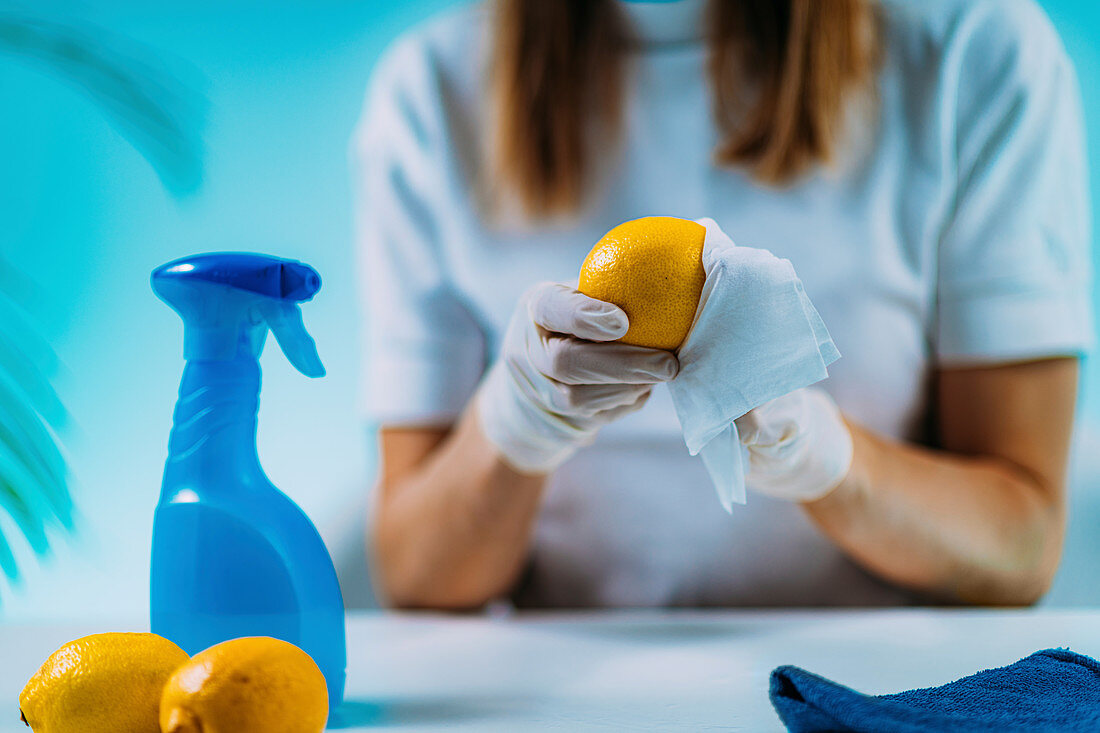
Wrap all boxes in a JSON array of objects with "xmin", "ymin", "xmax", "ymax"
[{"xmin": 353, "ymin": 0, "xmax": 1091, "ymax": 609}]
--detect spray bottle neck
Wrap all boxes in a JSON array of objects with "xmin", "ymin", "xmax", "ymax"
[
  {"xmin": 163, "ymin": 353, "xmax": 265, "ymax": 495},
  {"xmin": 153, "ymin": 253, "xmax": 325, "ymax": 499}
]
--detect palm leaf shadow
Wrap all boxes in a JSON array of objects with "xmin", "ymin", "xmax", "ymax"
[{"xmin": 0, "ymin": 10, "xmax": 205, "ymax": 590}]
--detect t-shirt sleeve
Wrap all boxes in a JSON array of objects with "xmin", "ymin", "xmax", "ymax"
[
  {"xmin": 934, "ymin": 0, "xmax": 1094, "ymax": 364},
  {"xmin": 352, "ymin": 39, "xmax": 486, "ymax": 425}
]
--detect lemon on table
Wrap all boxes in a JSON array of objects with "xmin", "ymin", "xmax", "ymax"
[
  {"xmin": 578, "ymin": 216, "xmax": 707, "ymax": 350},
  {"xmin": 160, "ymin": 636, "xmax": 328, "ymax": 733},
  {"xmin": 19, "ymin": 632, "xmax": 189, "ymax": 733}
]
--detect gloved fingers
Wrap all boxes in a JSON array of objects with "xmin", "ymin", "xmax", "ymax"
[
  {"xmin": 733, "ymin": 409, "xmax": 763, "ymax": 446},
  {"xmin": 738, "ymin": 415, "xmax": 799, "ymax": 449},
  {"xmin": 735, "ymin": 390, "xmax": 807, "ymax": 448},
  {"xmin": 526, "ymin": 282, "xmax": 629, "ymax": 342},
  {"xmin": 594, "ymin": 387, "xmax": 653, "ymax": 421},
  {"xmin": 744, "ymin": 434, "xmax": 809, "ymax": 469},
  {"xmin": 545, "ymin": 381, "xmax": 654, "ymax": 417},
  {"xmin": 530, "ymin": 331, "xmax": 679, "ymax": 385},
  {"xmin": 740, "ymin": 387, "xmax": 853, "ymax": 503}
]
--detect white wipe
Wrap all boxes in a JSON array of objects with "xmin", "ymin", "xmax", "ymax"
[{"xmin": 668, "ymin": 218, "xmax": 840, "ymax": 511}]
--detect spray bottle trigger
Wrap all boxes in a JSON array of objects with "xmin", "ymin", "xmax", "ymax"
[{"xmin": 258, "ymin": 300, "xmax": 326, "ymax": 378}]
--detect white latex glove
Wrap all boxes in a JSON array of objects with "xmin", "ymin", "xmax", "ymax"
[
  {"xmin": 477, "ymin": 282, "xmax": 679, "ymax": 473},
  {"xmin": 735, "ymin": 386, "xmax": 853, "ymax": 503}
]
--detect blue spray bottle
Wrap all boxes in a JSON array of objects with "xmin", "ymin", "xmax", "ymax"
[{"xmin": 150, "ymin": 253, "xmax": 346, "ymax": 706}]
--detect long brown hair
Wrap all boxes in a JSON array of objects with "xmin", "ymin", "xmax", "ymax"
[{"xmin": 490, "ymin": 0, "xmax": 880, "ymax": 218}]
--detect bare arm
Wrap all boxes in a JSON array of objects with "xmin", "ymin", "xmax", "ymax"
[
  {"xmin": 804, "ymin": 358, "xmax": 1077, "ymax": 605},
  {"xmin": 371, "ymin": 407, "xmax": 547, "ymax": 610}
]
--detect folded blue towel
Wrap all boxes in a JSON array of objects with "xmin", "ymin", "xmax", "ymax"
[{"xmin": 770, "ymin": 648, "xmax": 1100, "ymax": 732}]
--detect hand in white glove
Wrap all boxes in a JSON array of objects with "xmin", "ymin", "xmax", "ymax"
[
  {"xmin": 735, "ymin": 386, "xmax": 853, "ymax": 503},
  {"xmin": 477, "ymin": 282, "xmax": 679, "ymax": 474}
]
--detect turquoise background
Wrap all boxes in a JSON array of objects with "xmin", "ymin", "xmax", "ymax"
[{"xmin": 0, "ymin": 0, "xmax": 1097, "ymax": 621}]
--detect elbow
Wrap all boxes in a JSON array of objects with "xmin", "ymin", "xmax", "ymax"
[
  {"xmin": 370, "ymin": 519, "xmax": 496, "ymax": 613},
  {"xmin": 952, "ymin": 563, "xmax": 1056, "ymax": 608},
  {"xmin": 376, "ymin": 570, "xmax": 495, "ymax": 613},
  {"xmin": 1000, "ymin": 487, "xmax": 1065, "ymax": 606},
  {"xmin": 375, "ymin": 551, "xmax": 494, "ymax": 612},
  {"xmin": 383, "ymin": 587, "xmax": 491, "ymax": 613},
  {"xmin": 1012, "ymin": 578, "xmax": 1053, "ymax": 607},
  {"xmin": 964, "ymin": 566, "xmax": 1055, "ymax": 608},
  {"xmin": 1004, "ymin": 527, "xmax": 1062, "ymax": 606},
  {"xmin": 957, "ymin": 497, "xmax": 1064, "ymax": 607},
  {"xmin": 989, "ymin": 564, "xmax": 1056, "ymax": 607}
]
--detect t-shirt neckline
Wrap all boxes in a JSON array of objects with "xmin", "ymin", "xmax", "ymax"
[{"xmin": 614, "ymin": 0, "xmax": 707, "ymax": 47}]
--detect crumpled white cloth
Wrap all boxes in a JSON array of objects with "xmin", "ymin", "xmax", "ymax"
[{"xmin": 668, "ymin": 218, "xmax": 840, "ymax": 511}]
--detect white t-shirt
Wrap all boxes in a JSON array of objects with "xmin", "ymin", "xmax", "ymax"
[{"xmin": 353, "ymin": 0, "xmax": 1093, "ymax": 607}]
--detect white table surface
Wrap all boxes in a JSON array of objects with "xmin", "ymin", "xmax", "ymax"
[{"xmin": 2, "ymin": 608, "xmax": 1098, "ymax": 732}]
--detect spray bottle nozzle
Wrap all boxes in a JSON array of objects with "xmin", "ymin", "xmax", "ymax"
[
  {"xmin": 280, "ymin": 265, "xmax": 321, "ymax": 301},
  {"xmin": 153, "ymin": 253, "xmax": 326, "ymax": 377}
]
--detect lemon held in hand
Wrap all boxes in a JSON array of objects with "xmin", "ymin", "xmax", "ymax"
[
  {"xmin": 160, "ymin": 636, "xmax": 328, "ymax": 733},
  {"xmin": 19, "ymin": 632, "xmax": 189, "ymax": 733},
  {"xmin": 578, "ymin": 216, "xmax": 706, "ymax": 351}
]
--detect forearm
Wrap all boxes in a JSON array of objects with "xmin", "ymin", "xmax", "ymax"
[
  {"xmin": 803, "ymin": 421, "xmax": 1064, "ymax": 605},
  {"xmin": 372, "ymin": 407, "xmax": 547, "ymax": 610},
  {"xmin": 371, "ymin": 282, "xmax": 673, "ymax": 610}
]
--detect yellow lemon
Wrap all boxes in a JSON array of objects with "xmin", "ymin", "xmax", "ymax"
[
  {"xmin": 578, "ymin": 216, "xmax": 706, "ymax": 350},
  {"xmin": 159, "ymin": 636, "xmax": 327, "ymax": 733},
  {"xmin": 19, "ymin": 632, "xmax": 189, "ymax": 733}
]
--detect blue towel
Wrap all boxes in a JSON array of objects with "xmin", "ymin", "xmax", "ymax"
[{"xmin": 770, "ymin": 648, "xmax": 1100, "ymax": 732}]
